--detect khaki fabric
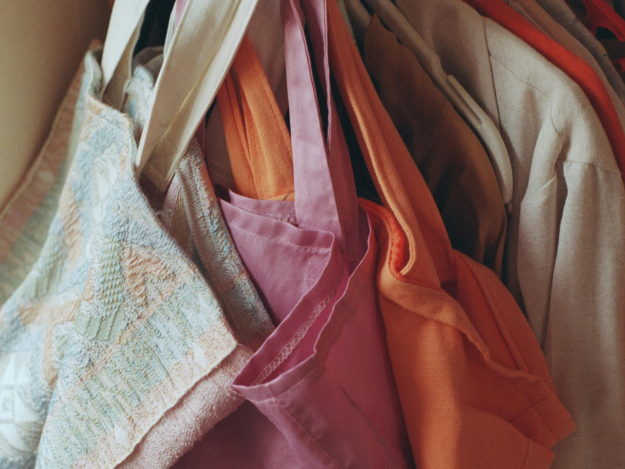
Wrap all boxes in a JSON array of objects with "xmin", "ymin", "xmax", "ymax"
[
  {"xmin": 536, "ymin": 0, "xmax": 625, "ymax": 107},
  {"xmin": 364, "ymin": 16, "xmax": 507, "ymax": 275},
  {"xmin": 504, "ymin": 0, "xmax": 625, "ymax": 132}
]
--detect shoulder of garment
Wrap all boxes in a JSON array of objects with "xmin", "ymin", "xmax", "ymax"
[{"xmin": 327, "ymin": 3, "xmax": 576, "ymax": 468}]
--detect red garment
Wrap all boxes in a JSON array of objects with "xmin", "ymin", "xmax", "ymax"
[{"xmin": 464, "ymin": 0, "xmax": 625, "ymax": 183}]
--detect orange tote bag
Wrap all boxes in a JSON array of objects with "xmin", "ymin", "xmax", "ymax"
[{"xmin": 324, "ymin": 1, "xmax": 575, "ymax": 468}]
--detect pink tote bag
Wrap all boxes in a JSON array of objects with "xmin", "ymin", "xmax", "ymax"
[
  {"xmin": 178, "ymin": 0, "xmax": 414, "ymax": 467},
  {"xmin": 229, "ymin": 0, "xmax": 413, "ymax": 466}
]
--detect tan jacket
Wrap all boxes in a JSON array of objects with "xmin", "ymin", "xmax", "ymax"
[{"xmin": 395, "ymin": 0, "xmax": 625, "ymax": 466}]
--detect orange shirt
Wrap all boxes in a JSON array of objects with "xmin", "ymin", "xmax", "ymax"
[{"xmin": 327, "ymin": 1, "xmax": 575, "ymax": 468}]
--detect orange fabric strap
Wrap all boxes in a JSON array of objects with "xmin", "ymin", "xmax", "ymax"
[{"xmin": 217, "ymin": 36, "xmax": 294, "ymax": 201}]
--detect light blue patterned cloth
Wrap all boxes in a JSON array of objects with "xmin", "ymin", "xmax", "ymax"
[{"xmin": 0, "ymin": 45, "xmax": 272, "ymax": 469}]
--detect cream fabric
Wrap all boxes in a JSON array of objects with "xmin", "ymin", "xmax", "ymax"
[
  {"xmin": 395, "ymin": 0, "xmax": 625, "ymax": 467},
  {"xmin": 101, "ymin": 0, "xmax": 149, "ymax": 109},
  {"xmin": 503, "ymin": 0, "xmax": 625, "ymax": 132},
  {"xmin": 536, "ymin": 0, "xmax": 625, "ymax": 107}
]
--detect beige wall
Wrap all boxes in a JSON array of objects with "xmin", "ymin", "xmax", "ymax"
[{"xmin": 0, "ymin": 0, "xmax": 111, "ymax": 210}]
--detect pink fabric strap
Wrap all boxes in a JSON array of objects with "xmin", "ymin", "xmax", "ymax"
[
  {"xmin": 302, "ymin": 0, "xmax": 361, "ymax": 264},
  {"xmin": 174, "ymin": 0, "xmax": 187, "ymax": 28},
  {"xmin": 281, "ymin": 0, "xmax": 359, "ymax": 263}
]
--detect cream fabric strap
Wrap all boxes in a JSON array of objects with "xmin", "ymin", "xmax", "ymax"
[
  {"xmin": 101, "ymin": 0, "xmax": 150, "ymax": 109},
  {"xmin": 101, "ymin": 0, "xmax": 260, "ymax": 191}
]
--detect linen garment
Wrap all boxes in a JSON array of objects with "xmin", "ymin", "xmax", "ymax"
[
  {"xmin": 502, "ymin": 0, "xmax": 625, "ymax": 131},
  {"xmin": 327, "ymin": 1, "xmax": 574, "ymax": 468},
  {"xmin": 117, "ymin": 48, "xmax": 276, "ymax": 469},
  {"xmin": 395, "ymin": 0, "xmax": 625, "ymax": 466},
  {"xmin": 186, "ymin": 1, "xmax": 414, "ymax": 466},
  {"xmin": 536, "ymin": 0, "xmax": 625, "ymax": 106},
  {"xmin": 0, "ymin": 46, "xmax": 272, "ymax": 469},
  {"xmin": 363, "ymin": 16, "xmax": 507, "ymax": 276},
  {"xmin": 465, "ymin": 0, "xmax": 625, "ymax": 179}
]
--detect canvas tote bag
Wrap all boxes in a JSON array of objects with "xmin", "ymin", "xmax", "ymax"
[
  {"xmin": 324, "ymin": 1, "xmax": 576, "ymax": 468},
  {"xmin": 203, "ymin": 0, "xmax": 414, "ymax": 466},
  {"xmin": 0, "ymin": 0, "xmax": 271, "ymax": 467}
]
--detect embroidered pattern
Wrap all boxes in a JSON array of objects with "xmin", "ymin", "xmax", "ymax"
[{"xmin": 0, "ymin": 47, "xmax": 271, "ymax": 469}]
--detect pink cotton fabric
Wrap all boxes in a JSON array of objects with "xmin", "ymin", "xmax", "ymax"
[
  {"xmin": 176, "ymin": 0, "xmax": 413, "ymax": 466},
  {"xmin": 174, "ymin": 401, "xmax": 304, "ymax": 467},
  {"xmin": 229, "ymin": 0, "xmax": 412, "ymax": 465}
]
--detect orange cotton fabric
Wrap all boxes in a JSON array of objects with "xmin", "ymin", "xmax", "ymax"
[
  {"xmin": 217, "ymin": 36, "xmax": 294, "ymax": 201},
  {"xmin": 363, "ymin": 16, "xmax": 507, "ymax": 276},
  {"xmin": 327, "ymin": 2, "xmax": 575, "ymax": 469}
]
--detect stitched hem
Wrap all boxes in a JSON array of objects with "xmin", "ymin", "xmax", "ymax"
[
  {"xmin": 510, "ymin": 390, "xmax": 576, "ymax": 449},
  {"xmin": 116, "ymin": 345, "xmax": 252, "ymax": 469}
]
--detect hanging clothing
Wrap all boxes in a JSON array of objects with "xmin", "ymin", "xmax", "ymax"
[
  {"xmin": 363, "ymin": 15, "xmax": 507, "ymax": 276},
  {"xmin": 327, "ymin": 1, "xmax": 575, "ymax": 468},
  {"xmin": 178, "ymin": 1, "xmax": 413, "ymax": 465},
  {"xmin": 395, "ymin": 0, "xmax": 625, "ymax": 467},
  {"xmin": 224, "ymin": 0, "xmax": 413, "ymax": 465},
  {"xmin": 505, "ymin": 0, "xmax": 548, "ymax": 30},
  {"xmin": 176, "ymin": 31, "xmax": 337, "ymax": 469},
  {"xmin": 464, "ymin": 0, "xmax": 625, "ymax": 178},
  {"xmin": 4, "ymin": 0, "xmax": 621, "ymax": 467},
  {"xmin": 502, "ymin": 0, "xmax": 625, "ymax": 127},
  {"xmin": 535, "ymin": 0, "xmax": 625, "ymax": 106},
  {"xmin": 0, "ymin": 45, "xmax": 274, "ymax": 469}
]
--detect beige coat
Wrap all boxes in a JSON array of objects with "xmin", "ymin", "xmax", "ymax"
[
  {"xmin": 505, "ymin": 0, "xmax": 625, "ymax": 130},
  {"xmin": 536, "ymin": 0, "xmax": 625, "ymax": 107},
  {"xmin": 394, "ymin": 0, "xmax": 625, "ymax": 466}
]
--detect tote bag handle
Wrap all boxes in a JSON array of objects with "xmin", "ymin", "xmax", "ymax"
[
  {"xmin": 301, "ymin": 0, "xmax": 361, "ymax": 263},
  {"xmin": 281, "ymin": 0, "xmax": 361, "ymax": 263},
  {"xmin": 100, "ymin": 0, "xmax": 260, "ymax": 191},
  {"xmin": 217, "ymin": 35, "xmax": 295, "ymax": 201},
  {"xmin": 101, "ymin": 0, "xmax": 151, "ymax": 109}
]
